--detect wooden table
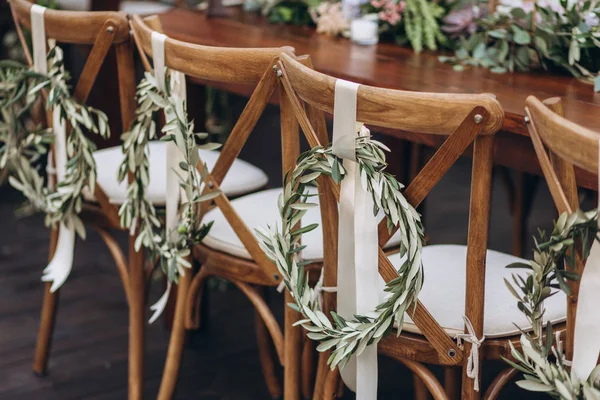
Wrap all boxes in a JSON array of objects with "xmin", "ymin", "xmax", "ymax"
[{"xmin": 158, "ymin": 8, "xmax": 599, "ymax": 189}]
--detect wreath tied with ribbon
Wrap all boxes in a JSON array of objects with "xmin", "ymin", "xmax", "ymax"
[
  {"xmin": 257, "ymin": 131, "xmax": 425, "ymax": 370},
  {"xmin": 504, "ymin": 209, "xmax": 600, "ymax": 398},
  {"xmin": 0, "ymin": 46, "xmax": 110, "ymax": 237},
  {"xmin": 118, "ymin": 70, "xmax": 220, "ymax": 292}
]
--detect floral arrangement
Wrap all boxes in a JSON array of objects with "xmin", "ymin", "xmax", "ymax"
[
  {"xmin": 440, "ymin": 0, "xmax": 600, "ymax": 91},
  {"xmin": 257, "ymin": 132, "xmax": 425, "ymax": 370},
  {"xmin": 365, "ymin": 0, "xmax": 447, "ymax": 52},
  {"xmin": 264, "ymin": 0, "xmax": 447, "ymax": 52},
  {"xmin": 504, "ymin": 209, "xmax": 600, "ymax": 398},
  {"xmin": 310, "ymin": 1, "xmax": 350, "ymax": 36},
  {"xmin": 0, "ymin": 47, "xmax": 109, "ymax": 237}
]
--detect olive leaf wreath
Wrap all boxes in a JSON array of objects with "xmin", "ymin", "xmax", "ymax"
[
  {"xmin": 0, "ymin": 46, "xmax": 110, "ymax": 237},
  {"xmin": 257, "ymin": 132, "xmax": 425, "ymax": 370},
  {"xmin": 117, "ymin": 70, "xmax": 220, "ymax": 285},
  {"xmin": 504, "ymin": 209, "xmax": 600, "ymax": 399}
]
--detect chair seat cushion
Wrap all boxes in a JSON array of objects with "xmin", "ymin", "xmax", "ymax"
[
  {"xmin": 56, "ymin": 0, "xmax": 172, "ymax": 14},
  {"xmin": 202, "ymin": 188, "xmax": 403, "ymax": 260},
  {"xmin": 384, "ymin": 245, "xmax": 567, "ymax": 338},
  {"xmin": 119, "ymin": 1, "xmax": 173, "ymax": 15},
  {"xmin": 86, "ymin": 142, "xmax": 268, "ymax": 205}
]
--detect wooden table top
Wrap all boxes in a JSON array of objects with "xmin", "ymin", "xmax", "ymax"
[{"xmin": 159, "ymin": 7, "xmax": 600, "ymax": 136}]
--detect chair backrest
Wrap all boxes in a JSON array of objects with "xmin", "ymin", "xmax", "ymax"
[
  {"xmin": 130, "ymin": 15, "xmax": 295, "ymax": 284},
  {"xmin": 9, "ymin": 0, "xmax": 136, "ymax": 226},
  {"xmin": 278, "ymin": 52, "xmax": 505, "ymax": 364},
  {"xmin": 525, "ymin": 95, "xmax": 600, "ymax": 360}
]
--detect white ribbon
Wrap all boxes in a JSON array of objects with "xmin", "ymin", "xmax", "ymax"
[
  {"xmin": 571, "ymin": 138, "xmax": 600, "ymax": 381},
  {"xmin": 148, "ymin": 32, "xmax": 187, "ymax": 323},
  {"xmin": 333, "ymin": 79, "xmax": 379, "ymax": 399},
  {"xmin": 456, "ymin": 316, "xmax": 485, "ymax": 392},
  {"xmin": 31, "ymin": 5, "xmax": 47, "ymax": 75},
  {"xmin": 30, "ymin": 5, "xmax": 76, "ymax": 292}
]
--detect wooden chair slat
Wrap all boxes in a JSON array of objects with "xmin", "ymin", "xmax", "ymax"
[{"xmin": 9, "ymin": 0, "xmax": 129, "ymax": 44}]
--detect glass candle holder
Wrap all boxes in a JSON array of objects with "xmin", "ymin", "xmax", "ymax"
[{"xmin": 350, "ymin": 17, "xmax": 379, "ymax": 45}]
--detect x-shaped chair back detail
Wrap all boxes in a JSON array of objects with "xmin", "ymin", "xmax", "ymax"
[
  {"xmin": 130, "ymin": 15, "xmax": 295, "ymax": 284},
  {"xmin": 277, "ymin": 52, "xmax": 505, "ymax": 389},
  {"xmin": 9, "ymin": 0, "xmax": 135, "ymax": 228},
  {"xmin": 526, "ymin": 96, "xmax": 600, "ymax": 362}
]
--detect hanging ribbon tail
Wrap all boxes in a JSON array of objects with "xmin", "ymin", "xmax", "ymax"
[
  {"xmin": 333, "ymin": 78, "xmax": 379, "ymax": 399},
  {"xmin": 571, "ymin": 138, "xmax": 600, "ymax": 381},
  {"xmin": 456, "ymin": 316, "xmax": 484, "ymax": 392},
  {"xmin": 42, "ymin": 223, "xmax": 76, "ymax": 292},
  {"xmin": 149, "ymin": 282, "xmax": 171, "ymax": 324}
]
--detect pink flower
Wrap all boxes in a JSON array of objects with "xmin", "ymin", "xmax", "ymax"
[{"xmin": 374, "ymin": 0, "xmax": 404, "ymax": 26}]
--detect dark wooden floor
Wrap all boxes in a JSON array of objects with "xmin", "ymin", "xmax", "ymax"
[{"xmin": 0, "ymin": 100, "xmax": 564, "ymax": 399}]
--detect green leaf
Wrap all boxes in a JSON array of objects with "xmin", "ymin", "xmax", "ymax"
[
  {"xmin": 512, "ymin": 27, "xmax": 531, "ymax": 45},
  {"xmin": 515, "ymin": 380, "xmax": 553, "ymax": 392}
]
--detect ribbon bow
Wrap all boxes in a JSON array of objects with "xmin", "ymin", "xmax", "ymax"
[{"xmin": 456, "ymin": 316, "xmax": 485, "ymax": 392}]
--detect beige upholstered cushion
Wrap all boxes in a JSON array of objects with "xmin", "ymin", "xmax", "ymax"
[
  {"xmin": 87, "ymin": 142, "xmax": 268, "ymax": 204},
  {"xmin": 202, "ymin": 188, "xmax": 403, "ymax": 260},
  {"xmin": 119, "ymin": 1, "xmax": 173, "ymax": 15},
  {"xmin": 385, "ymin": 245, "xmax": 567, "ymax": 338},
  {"xmin": 56, "ymin": 0, "xmax": 173, "ymax": 14}
]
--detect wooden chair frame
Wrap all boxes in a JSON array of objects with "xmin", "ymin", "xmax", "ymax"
[
  {"xmin": 8, "ymin": 1, "xmax": 146, "ymax": 398},
  {"xmin": 276, "ymin": 52, "xmax": 557, "ymax": 400},
  {"xmin": 525, "ymin": 96, "xmax": 599, "ymax": 363},
  {"xmin": 129, "ymin": 14, "xmax": 296, "ymax": 399}
]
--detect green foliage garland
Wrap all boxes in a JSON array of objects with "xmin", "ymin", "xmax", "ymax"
[
  {"xmin": 257, "ymin": 133, "xmax": 424, "ymax": 370},
  {"xmin": 403, "ymin": 0, "xmax": 447, "ymax": 52},
  {"xmin": 504, "ymin": 209, "xmax": 600, "ymax": 398},
  {"xmin": 0, "ymin": 46, "xmax": 110, "ymax": 237},
  {"xmin": 118, "ymin": 71, "xmax": 219, "ymax": 285},
  {"xmin": 440, "ymin": 2, "xmax": 600, "ymax": 91}
]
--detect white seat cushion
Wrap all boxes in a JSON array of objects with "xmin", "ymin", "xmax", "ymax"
[
  {"xmin": 384, "ymin": 245, "xmax": 566, "ymax": 338},
  {"xmin": 87, "ymin": 142, "xmax": 268, "ymax": 204},
  {"xmin": 119, "ymin": 1, "xmax": 173, "ymax": 15},
  {"xmin": 202, "ymin": 187, "xmax": 403, "ymax": 260},
  {"xmin": 56, "ymin": 0, "xmax": 173, "ymax": 13}
]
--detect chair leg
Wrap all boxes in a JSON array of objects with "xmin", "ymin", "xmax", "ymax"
[
  {"xmin": 323, "ymin": 368, "xmax": 340, "ymax": 399},
  {"xmin": 33, "ymin": 282, "xmax": 59, "ymax": 376},
  {"xmin": 157, "ymin": 266, "xmax": 191, "ymax": 400},
  {"xmin": 312, "ymin": 352, "xmax": 330, "ymax": 400},
  {"xmin": 301, "ymin": 337, "xmax": 316, "ymax": 399},
  {"xmin": 284, "ymin": 291, "xmax": 302, "ymax": 400},
  {"xmin": 185, "ymin": 266, "xmax": 212, "ymax": 331},
  {"xmin": 461, "ymin": 366, "xmax": 480, "ymax": 400},
  {"xmin": 255, "ymin": 289, "xmax": 283, "ymax": 399},
  {"xmin": 32, "ymin": 228, "xmax": 59, "ymax": 377},
  {"xmin": 415, "ymin": 374, "xmax": 433, "ymax": 400},
  {"xmin": 443, "ymin": 367, "xmax": 461, "ymax": 400},
  {"xmin": 128, "ymin": 236, "xmax": 145, "ymax": 400}
]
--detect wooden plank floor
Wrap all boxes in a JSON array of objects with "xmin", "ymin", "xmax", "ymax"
[{"xmin": 0, "ymin": 102, "xmax": 562, "ymax": 399}]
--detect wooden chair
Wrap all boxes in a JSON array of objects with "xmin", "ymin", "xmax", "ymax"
[
  {"xmin": 9, "ymin": 2, "xmax": 267, "ymax": 398},
  {"xmin": 8, "ymin": 0, "xmax": 145, "ymax": 398},
  {"xmin": 525, "ymin": 96, "xmax": 600, "ymax": 366},
  {"xmin": 128, "ymin": 14, "xmax": 294, "ymax": 399},
  {"xmin": 276, "ymin": 53, "xmax": 568, "ymax": 400}
]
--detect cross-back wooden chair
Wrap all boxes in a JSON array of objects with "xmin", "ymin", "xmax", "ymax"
[
  {"xmin": 7, "ymin": 0, "xmax": 149, "ymax": 398},
  {"xmin": 525, "ymin": 96, "xmax": 600, "ymax": 366},
  {"xmin": 128, "ymin": 14, "xmax": 295, "ymax": 399},
  {"xmin": 276, "ymin": 53, "xmax": 568, "ymax": 400}
]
